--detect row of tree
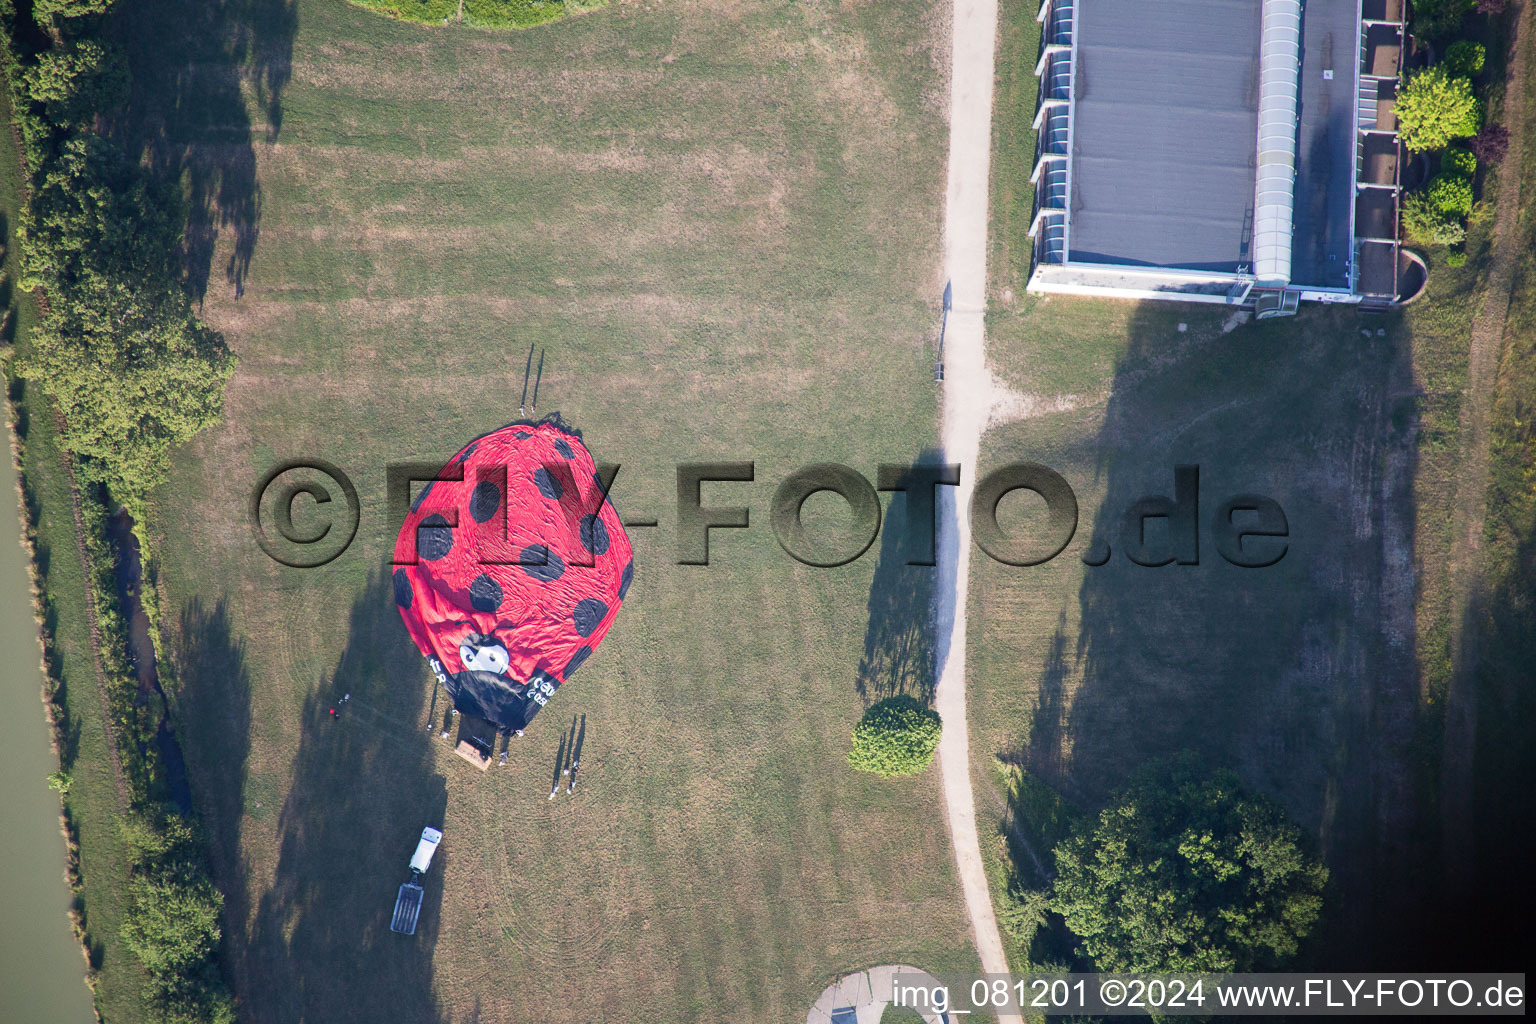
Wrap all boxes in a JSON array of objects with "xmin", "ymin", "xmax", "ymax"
[
  {"xmin": 3, "ymin": 2, "xmax": 236, "ymax": 1022},
  {"xmin": 1398, "ymin": 0, "xmax": 1512, "ymax": 261},
  {"xmin": 6, "ymin": 0, "xmax": 234, "ymax": 512}
]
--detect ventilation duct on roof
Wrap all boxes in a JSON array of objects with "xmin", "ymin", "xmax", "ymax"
[{"xmin": 1252, "ymin": 0, "xmax": 1302, "ymax": 288}]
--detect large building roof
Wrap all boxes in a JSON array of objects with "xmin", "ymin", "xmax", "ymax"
[
  {"xmin": 1290, "ymin": 0, "xmax": 1364, "ymax": 288},
  {"xmin": 1067, "ymin": 0, "xmax": 1262, "ymax": 272}
]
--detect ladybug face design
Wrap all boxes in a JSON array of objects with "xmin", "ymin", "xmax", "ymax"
[{"xmin": 459, "ymin": 633, "xmax": 511, "ymax": 676}]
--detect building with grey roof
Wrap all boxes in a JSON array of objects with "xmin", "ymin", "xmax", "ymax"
[{"xmin": 1027, "ymin": 0, "xmax": 1412, "ymax": 311}]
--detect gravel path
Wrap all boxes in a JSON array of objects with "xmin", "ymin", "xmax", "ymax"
[{"xmin": 933, "ymin": 0, "xmax": 1019, "ymax": 1016}]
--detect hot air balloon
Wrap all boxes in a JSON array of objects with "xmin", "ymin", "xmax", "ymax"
[{"xmin": 392, "ymin": 421, "xmax": 633, "ymax": 745}]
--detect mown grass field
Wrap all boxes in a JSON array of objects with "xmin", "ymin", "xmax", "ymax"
[
  {"xmin": 971, "ymin": 0, "xmax": 1534, "ymax": 972},
  {"xmin": 140, "ymin": 0, "xmax": 982, "ymax": 1021}
]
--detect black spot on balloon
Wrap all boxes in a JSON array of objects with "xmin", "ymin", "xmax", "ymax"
[
  {"xmin": 553, "ymin": 437, "xmax": 574, "ymax": 459},
  {"xmin": 573, "ymin": 598, "xmax": 608, "ymax": 637},
  {"xmin": 417, "ymin": 513, "xmax": 454, "ymax": 561},
  {"xmin": 564, "ymin": 646, "xmax": 592, "ymax": 677},
  {"xmin": 469, "ymin": 479, "xmax": 501, "ymax": 524},
  {"xmin": 579, "ymin": 513, "xmax": 609, "ymax": 555},
  {"xmin": 514, "ymin": 431, "xmax": 532, "ymax": 439},
  {"xmin": 392, "ymin": 569, "xmax": 413, "ymax": 608},
  {"xmin": 469, "ymin": 574, "xmax": 503, "ymax": 613},
  {"xmin": 410, "ymin": 480, "xmax": 435, "ymax": 513},
  {"xmin": 534, "ymin": 467, "xmax": 563, "ymax": 501},
  {"xmin": 456, "ymin": 442, "xmax": 479, "ymax": 463},
  {"xmin": 520, "ymin": 544, "xmax": 565, "ymax": 582},
  {"xmin": 618, "ymin": 561, "xmax": 634, "ymax": 601}
]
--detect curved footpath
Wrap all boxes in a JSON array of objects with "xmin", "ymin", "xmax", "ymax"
[{"xmin": 933, "ymin": 0, "xmax": 1019, "ymax": 1019}]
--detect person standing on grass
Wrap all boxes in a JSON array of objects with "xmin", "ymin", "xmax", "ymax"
[{"xmin": 566, "ymin": 758, "xmax": 579, "ymax": 794}]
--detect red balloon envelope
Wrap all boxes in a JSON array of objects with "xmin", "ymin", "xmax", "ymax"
[{"xmin": 392, "ymin": 422, "xmax": 633, "ymax": 731}]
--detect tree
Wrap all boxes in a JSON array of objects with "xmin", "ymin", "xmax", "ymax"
[
  {"xmin": 118, "ymin": 815, "xmax": 238, "ymax": 1023},
  {"xmin": 1413, "ymin": 0, "xmax": 1474, "ymax": 38},
  {"xmin": 1470, "ymin": 123, "xmax": 1511, "ymax": 164},
  {"xmin": 1442, "ymin": 40, "xmax": 1486, "ymax": 78},
  {"xmin": 1397, "ymin": 67, "xmax": 1482, "ymax": 152},
  {"xmin": 15, "ymin": 137, "xmax": 235, "ymax": 505},
  {"xmin": 1402, "ymin": 193, "xmax": 1467, "ymax": 246},
  {"xmin": 23, "ymin": 40, "xmax": 130, "ymax": 129},
  {"xmin": 32, "ymin": 0, "xmax": 118, "ymax": 23},
  {"xmin": 1426, "ymin": 172, "xmax": 1475, "ymax": 216},
  {"xmin": 23, "ymin": 293, "xmax": 235, "ymax": 503},
  {"xmin": 998, "ymin": 887, "xmax": 1052, "ymax": 942},
  {"xmin": 1050, "ymin": 753, "xmax": 1327, "ymax": 973},
  {"xmin": 120, "ymin": 869, "xmax": 224, "ymax": 979},
  {"xmin": 847, "ymin": 695, "xmax": 941, "ymax": 777}
]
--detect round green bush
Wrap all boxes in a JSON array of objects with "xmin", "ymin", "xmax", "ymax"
[
  {"xmin": 1443, "ymin": 40, "xmax": 1486, "ymax": 78},
  {"xmin": 1427, "ymin": 172, "xmax": 1475, "ymax": 216},
  {"xmin": 1402, "ymin": 193, "xmax": 1467, "ymax": 246},
  {"xmin": 848, "ymin": 695, "xmax": 941, "ymax": 777},
  {"xmin": 1446, "ymin": 251, "xmax": 1468, "ymax": 268},
  {"xmin": 1441, "ymin": 147, "xmax": 1477, "ymax": 178}
]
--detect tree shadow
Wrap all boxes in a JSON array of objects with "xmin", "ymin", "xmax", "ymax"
[
  {"xmin": 1029, "ymin": 304, "xmax": 1420, "ymax": 965},
  {"xmin": 1447, "ymin": 497, "xmax": 1536, "ymax": 963},
  {"xmin": 246, "ymin": 567, "xmax": 447, "ymax": 1024},
  {"xmin": 173, "ymin": 598, "xmax": 254, "ymax": 937},
  {"xmin": 1008, "ymin": 611, "xmax": 1072, "ymax": 799},
  {"xmin": 856, "ymin": 451, "xmax": 943, "ymax": 706},
  {"xmin": 106, "ymin": 0, "xmax": 297, "ymax": 300}
]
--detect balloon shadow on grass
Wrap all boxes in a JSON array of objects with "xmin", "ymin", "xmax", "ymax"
[{"xmin": 246, "ymin": 568, "xmax": 448, "ymax": 1024}]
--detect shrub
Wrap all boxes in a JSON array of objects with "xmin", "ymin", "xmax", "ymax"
[
  {"xmin": 1446, "ymin": 251, "xmax": 1468, "ymax": 267},
  {"xmin": 1402, "ymin": 193, "xmax": 1467, "ymax": 246},
  {"xmin": 1426, "ymin": 172, "xmax": 1475, "ymax": 216},
  {"xmin": 1442, "ymin": 40, "xmax": 1486, "ymax": 78},
  {"xmin": 848, "ymin": 695, "xmax": 941, "ymax": 777},
  {"xmin": 47, "ymin": 769, "xmax": 73, "ymax": 794},
  {"xmin": 1441, "ymin": 146, "xmax": 1477, "ymax": 177},
  {"xmin": 1476, "ymin": 0, "xmax": 1510, "ymax": 13},
  {"xmin": 1470, "ymin": 123, "xmax": 1511, "ymax": 163},
  {"xmin": 1051, "ymin": 753, "xmax": 1328, "ymax": 973},
  {"xmin": 1396, "ymin": 67, "xmax": 1482, "ymax": 151}
]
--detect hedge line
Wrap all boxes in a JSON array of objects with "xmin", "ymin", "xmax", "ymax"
[{"xmin": 2, "ymin": 0, "xmax": 236, "ymax": 1020}]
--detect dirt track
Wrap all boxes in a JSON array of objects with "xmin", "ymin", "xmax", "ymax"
[{"xmin": 1440, "ymin": 0, "xmax": 1530, "ymax": 894}]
